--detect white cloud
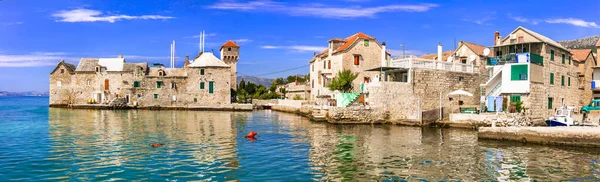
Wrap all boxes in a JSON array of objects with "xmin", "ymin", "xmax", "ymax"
[
  {"xmin": 508, "ymin": 14, "xmax": 538, "ymax": 25},
  {"xmin": 461, "ymin": 17, "xmax": 493, "ymax": 25},
  {"xmin": 261, "ymin": 45, "xmax": 326, "ymax": 52},
  {"xmin": 545, "ymin": 18, "xmax": 600, "ymax": 28},
  {"xmin": 3, "ymin": 22, "xmax": 23, "ymax": 25},
  {"xmin": 52, "ymin": 8, "xmax": 174, "ymax": 23},
  {"xmin": 234, "ymin": 39, "xmax": 252, "ymax": 43},
  {"xmin": 207, "ymin": 1, "xmax": 438, "ymax": 19},
  {"xmin": 0, "ymin": 52, "xmax": 75, "ymax": 67}
]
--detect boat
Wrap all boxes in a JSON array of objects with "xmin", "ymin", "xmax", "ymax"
[{"xmin": 545, "ymin": 107, "xmax": 574, "ymax": 127}]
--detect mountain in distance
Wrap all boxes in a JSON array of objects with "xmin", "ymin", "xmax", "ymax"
[
  {"xmin": 558, "ymin": 35, "xmax": 600, "ymax": 50},
  {"xmin": 237, "ymin": 76, "xmax": 274, "ymax": 87},
  {"xmin": 0, "ymin": 91, "xmax": 49, "ymax": 96}
]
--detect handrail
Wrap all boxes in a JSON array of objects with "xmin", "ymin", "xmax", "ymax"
[
  {"xmin": 487, "ymin": 81, "xmax": 502, "ymax": 97},
  {"xmin": 389, "ymin": 57, "xmax": 476, "ymax": 73}
]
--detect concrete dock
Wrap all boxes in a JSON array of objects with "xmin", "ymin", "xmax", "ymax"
[{"xmin": 478, "ymin": 126, "xmax": 600, "ymax": 147}]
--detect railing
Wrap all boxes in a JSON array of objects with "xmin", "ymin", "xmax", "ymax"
[
  {"xmin": 389, "ymin": 56, "xmax": 476, "ymax": 73},
  {"xmin": 487, "ymin": 81, "xmax": 502, "ymax": 96},
  {"xmin": 486, "ymin": 52, "xmax": 543, "ymax": 66}
]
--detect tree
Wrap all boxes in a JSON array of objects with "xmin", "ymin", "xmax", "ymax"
[
  {"xmin": 293, "ymin": 94, "xmax": 303, "ymax": 100},
  {"xmin": 238, "ymin": 79, "xmax": 246, "ymax": 91},
  {"xmin": 273, "ymin": 78, "xmax": 285, "ymax": 85},
  {"xmin": 327, "ymin": 70, "xmax": 358, "ymax": 93}
]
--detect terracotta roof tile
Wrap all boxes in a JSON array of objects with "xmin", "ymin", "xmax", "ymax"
[
  {"xmin": 570, "ymin": 49, "xmax": 592, "ymax": 62},
  {"xmin": 461, "ymin": 41, "xmax": 494, "ymax": 57},
  {"xmin": 335, "ymin": 32, "xmax": 375, "ymax": 52},
  {"xmin": 221, "ymin": 40, "xmax": 240, "ymax": 47}
]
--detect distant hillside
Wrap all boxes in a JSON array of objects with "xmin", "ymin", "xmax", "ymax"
[
  {"xmin": 0, "ymin": 91, "xmax": 49, "ymax": 96},
  {"xmin": 558, "ymin": 35, "xmax": 600, "ymax": 50},
  {"xmin": 237, "ymin": 76, "xmax": 274, "ymax": 87}
]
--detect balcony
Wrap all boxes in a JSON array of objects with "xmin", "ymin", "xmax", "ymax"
[{"xmin": 486, "ymin": 53, "xmax": 543, "ymax": 66}]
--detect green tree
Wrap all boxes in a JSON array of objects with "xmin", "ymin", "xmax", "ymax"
[
  {"xmin": 273, "ymin": 78, "xmax": 285, "ymax": 85},
  {"xmin": 238, "ymin": 79, "xmax": 246, "ymax": 91},
  {"xmin": 327, "ymin": 70, "xmax": 358, "ymax": 93},
  {"xmin": 246, "ymin": 82, "xmax": 257, "ymax": 95},
  {"xmin": 237, "ymin": 89, "xmax": 248, "ymax": 103},
  {"xmin": 293, "ymin": 94, "xmax": 303, "ymax": 100}
]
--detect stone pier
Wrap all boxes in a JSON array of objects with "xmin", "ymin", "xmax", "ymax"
[{"xmin": 478, "ymin": 126, "xmax": 600, "ymax": 147}]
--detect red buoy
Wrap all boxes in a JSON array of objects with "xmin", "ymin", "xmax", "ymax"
[
  {"xmin": 246, "ymin": 132, "xmax": 257, "ymax": 138},
  {"xmin": 150, "ymin": 143, "xmax": 163, "ymax": 147}
]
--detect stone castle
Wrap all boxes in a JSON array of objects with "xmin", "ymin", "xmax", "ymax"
[{"xmin": 49, "ymin": 41, "xmax": 240, "ymax": 108}]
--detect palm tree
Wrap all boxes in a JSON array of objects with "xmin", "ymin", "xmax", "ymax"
[{"xmin": 327, "ymin": 70, "xmax": 358, "ymax": 93}]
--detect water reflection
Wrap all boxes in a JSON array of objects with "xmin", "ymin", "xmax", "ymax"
[{"xmin": 40, "ymin": 109, "xmax": 600, "ymax": 181}]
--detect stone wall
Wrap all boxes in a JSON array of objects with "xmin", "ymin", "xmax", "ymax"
[
  {"xmin": 327, "ymin": 106, "xmax": 388, "ymax": 124},
  {"xmin": 340, "ymin": 39, "xmax": 384, "ymax": 88},
  {"xmin": 367, "ymin": 82, "xmax": 421, "ymax": 125},
  {"xmin": 49, "ymin": 64, "xmax": 75, "ymax": 105},
  {"xmin": 411, "ymin": 68, "xmax": 488, "ymax": 111}
]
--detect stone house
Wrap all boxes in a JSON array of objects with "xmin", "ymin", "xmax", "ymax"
[
  {"xmin": 571, "ymin": 49, "xmax": 597, "ymax": 105},
  {"xmin": 308, "ymin": 32, "xmax": 391, "ymax": 101},
  {"xmin": 49, "ymin": 41, "xmax": 239, "ymax": 107},
  {"xmin": 483, "ymin": 26, "xmax": 582, "ymax": 121},
  {"xmin": 276, "ymin": 82, "xmax": 311, "ymax": 100}
]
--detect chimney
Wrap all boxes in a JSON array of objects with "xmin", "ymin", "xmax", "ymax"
[
  {"xmin": 184, "ymin": 55, "xmax": 190, "ymax": 68},
  {"xmin": 117, "ymin": 54, "xmax": 123, "ymax": 58},
  {"xmin": 494, "ymin": 31, "xmax": 500, "ymax": 46},
  {"xmin": 437, "ymin": 43, "xmax": 442, "ymax": 61},
  {"xmin": 381, "ymin": 42, "xmax": 387, "ymax": 67}
]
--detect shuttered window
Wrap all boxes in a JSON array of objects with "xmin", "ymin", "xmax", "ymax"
[
  {"xmin": 568, "ymin": 77, "xmax": 571, "ymax": 86},
  {"xmin": 562, "ymin": 54, "xmax": 565, "ymax": 64},
  {"xmin": 510, "ymin": 64, "xmax": 528, "ymax": 80},
  {"xmin": 194, "ymin": 98, "xmax": 197, "ymax": 102},
  {"xmin": 200, "ymin": 82, "xmax": 205, "ymax": 89},
  {"xmin": 154, "ymin": 94, "xmax": 158, "ymax": 99},
  {"xmin": 510, "ymin": 95, "xmax": 521, "ymax": 102},
  {"xmin": 548, "ymin": 97, "xmax": 553, "ymax": 109},
  {"xmin": 134, "ymin": 81, "xmax": 140, "ymax": 87},
  {"xmin": 550, "ymin": 73, "xmax": 554, "ymax": 85},
  {"xmin": 561, "ymin": 75, "xmax": 565, "ymax": 86},
  {"xmin": 201, "ymin": 69, "xmax": 205, "ymax": 75},
  {"xmin": 354, "ymin": 55, "xmax": 360, "ymax": 65},
  {"xmin": 550, "ymin": 50, "xmax": 555, "ymax": 61},
  {"xmin": 157, "ymin": 81, "xmax": 162, "ymax": 88},
  {"xmin": 209, "ymin": 81, "xmax": 214, "ymax": 94}
]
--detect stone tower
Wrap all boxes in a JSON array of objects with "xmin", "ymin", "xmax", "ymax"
[{"xmin": 220, "ymin": 40, "xmax": 240, "ymax": 89}]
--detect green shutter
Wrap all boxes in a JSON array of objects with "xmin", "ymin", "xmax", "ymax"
[
  {"xmin": 201, "ymin": 69, "xmax": 205, "ymax": 75},
  {"xmin": 157, "ymin": 82, "xmax": 161, "ymax": 88},
  {"xmin": 154, "ymin": 94, "xmax": 158, "ymax": 99},
  {"xmin": 364, "ymin": 39, "xmax": 369, "ymax": 46},
  {"xmin": 568, "ymin": 77, "xmax": 571, "ymax": 86},
  {"xmin": 194, "ymin": 98, "xmax": 197, "ymax": 102},
  {"xmin": 510, "ymin": 95, "xmax": 521, "ymax": 102},
  {"xmin": 200, "ymin": 82, "xmax": 205, "ymax": 89},
  {"xmin": 551, "ymin": 50, "xmax": 555, "ymax": 60},
  {"xmin": 562, "ymin": 54, "xmax": 565, "ymax": 64},
  {"xmin": 134, "ymin": 81, "xmax": 140, "ymax": 87},
  {"xmin": 510, "ymin": 64, "xmax": 528, "ymax": 80},
  {"xmin": 550, "ymin": 73, "xmax": 554, "ymax": 85},
  {"xmin": 209, "ymin": 81, "xmax": 214, "ymax": 94},
  {"xmin": 548, "ymin": 98, "xmax": 553, "ymax": 109},
  {"xmin": 561, "ymin": 75, "xmax": 565, "ymax": 86},
  {"xmin": 569, "ymin": 56, "xmax": 571, "ymax": 65}
]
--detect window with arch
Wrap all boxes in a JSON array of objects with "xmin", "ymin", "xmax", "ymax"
[
  {"xmin": 95, "ymin": 66, "xmax": 100, "ymax": 72},
  {"xmin": 158, "ymin": 70, "xmax": 164, "ymax": 76}
]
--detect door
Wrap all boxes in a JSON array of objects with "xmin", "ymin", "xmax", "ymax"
[
  {"xmin": 125, "ymin": 95, "xmax": 130, "ymax": 104},
  {"xmin": 104, "ymin": 79, "xmax": 109, "ymax": 90}
]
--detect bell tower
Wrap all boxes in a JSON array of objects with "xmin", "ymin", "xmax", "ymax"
[{"xmin": 220, "ymin": 40, "xmax": 240, "ymax": 89}]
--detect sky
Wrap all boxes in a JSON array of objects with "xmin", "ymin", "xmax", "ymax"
[{"xmin": 1, "ymin": 0, "xmax": 599, "ymax": 92}]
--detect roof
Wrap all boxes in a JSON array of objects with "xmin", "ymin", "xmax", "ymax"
[
  {"xmin": 310, "ymin": 49, "xmax": 329, "ymax": 63},
  {"xmin": 50, "ymin": 60, "xmax": 76, "ymax": 74},
  {"xmin": 75, "ymin": 58, "xmax": 100, "ymax": 72},
  {"xmin": 187, "ymin": 52, "xmax": 230, "ymax": 68},
  {"xmin": 503, "ymin": 26, "xmax": 569, "ymax": 52},
  {"xmin": 221, "ymin": 40, "xmax": 240, "ymax": 48},
  {"xmin": 597, "ymin": 39, "xmax": 600, "ymax": 47},
  {"xmin": 570, "ymin": 49, "xmax": 592, "ymax": 62},
  {"xmin": 419, "ymin": 50, "xmax": 454, "ymax": 61},
  {"xmin": 123, "ymin": 62, "xmax": 148, "ymax": 72},
  {"xmin": 98, "ymin": 58, "xmax": 125, "ymax": 71},
  {"xmin": 461, "ymin": 41, "xmax": 494, "ymax": 57},
  {"xmin": 335, "ymin": 32, "xmax": 375, "ymax": 52}
]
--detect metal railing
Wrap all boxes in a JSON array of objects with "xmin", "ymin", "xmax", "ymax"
[
  {"xmin": 487, "ymin": 81, "xmax": 502, "ymax": 96},
  {"xmin": 487, "ymin": 53, "xmax": 543, "ymax": 66},
  {"xmin": 389, "ymin": 56, "xmax": 476, "ymax": 73}
]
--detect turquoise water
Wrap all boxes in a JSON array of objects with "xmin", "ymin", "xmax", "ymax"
[{"xmin": 1, "ymin": 96, "xmax": 600, "ymax": 181}]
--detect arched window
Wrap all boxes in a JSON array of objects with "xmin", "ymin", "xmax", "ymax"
[
  {"xmin": 158, "ymin": 70, "xmax": 164, "ymax": 76},
  {"xmin": 95, "ymin": 66, "xmax": 100, "ymax": 72}
]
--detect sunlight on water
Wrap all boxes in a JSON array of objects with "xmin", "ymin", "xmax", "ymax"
[{"xmin": 0, "ymin": 96, "xmax": 599, "ymax": 181}]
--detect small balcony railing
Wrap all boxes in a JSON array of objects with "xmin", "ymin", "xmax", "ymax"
[{"xmin": 486, "ymin": 53, "xmax": 543, "ymax": 66}]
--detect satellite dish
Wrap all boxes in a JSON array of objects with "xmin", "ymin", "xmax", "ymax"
[
  {"xmin": 469, "ymin": 55, "xmax": 477, "ymax": 63},
  {"xmin": 483, "ymin": 48, "xmax": 490, "ymax": 56},
  {"xmin": 447, "ymin": 56, "xmax": 454, "ymax": 62}
]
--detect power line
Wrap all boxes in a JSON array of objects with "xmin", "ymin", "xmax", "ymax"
[{"xmin": 239, "ymin": 64, "xmax": 309, "ymax": 77}]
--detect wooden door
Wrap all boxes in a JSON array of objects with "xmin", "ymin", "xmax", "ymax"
[{"xmin": 104, "ymin": 79, "xmax": 109, "ymax": 90}]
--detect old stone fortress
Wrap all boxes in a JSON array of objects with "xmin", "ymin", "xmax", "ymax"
[{"xmin": 49, "ymin": 40, "xmax": 240, "ymax": 108}]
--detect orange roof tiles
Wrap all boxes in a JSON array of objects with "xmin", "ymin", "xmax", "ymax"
[
  {"xmin": 461, "ymin": 41, "xmax": 494, "ymax": 57},
  {"xmin": 335, "ymin": 32, "xmax": 375, "ymax": 52},
  {"xmin": 221, "ymin": 40, "xmax": 239, "ymax": 47},
  {"xmin": 570, "ymin": 49, "xmax": 592, "ymax": 62}
]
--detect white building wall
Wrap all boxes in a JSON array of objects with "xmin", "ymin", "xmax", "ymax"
[{"xmin": 500, "ymin": 63, "xmax": 530, "ymax": 93}]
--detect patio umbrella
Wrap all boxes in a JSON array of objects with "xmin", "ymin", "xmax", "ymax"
[{"xmin": 447, "ymin": 89, "xmax": 473, "ymax": 113}]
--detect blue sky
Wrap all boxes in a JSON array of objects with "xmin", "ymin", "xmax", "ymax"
[{"xmin": 1, "ymin": 0, "xmax": 599, "ymax": 92}]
